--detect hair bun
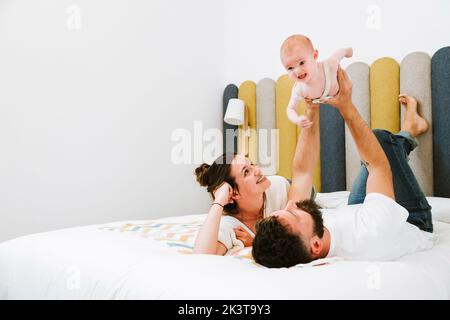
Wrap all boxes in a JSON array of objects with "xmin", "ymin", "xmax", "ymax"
[{"xmin": 195, "ymin": 163, "xmax": 210, "ymax": 187}]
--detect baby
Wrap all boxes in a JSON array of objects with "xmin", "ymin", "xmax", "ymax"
[{"xmin": 281, "ymin": 34, "xmax": 353, "ymax": 127}]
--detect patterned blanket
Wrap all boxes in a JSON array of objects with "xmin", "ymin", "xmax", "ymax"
[{"xmin": 99, "ymin": 217, "xmax": 254, "ymax": 261}]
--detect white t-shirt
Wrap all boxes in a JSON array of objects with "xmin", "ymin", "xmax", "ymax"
[
  {"xmin": 217, "ymin": 175, "xmax": 290, "ymax": 252},
  {"xmin": 324, "ymin": 192, "xmax": 434, "ymax": 261}
]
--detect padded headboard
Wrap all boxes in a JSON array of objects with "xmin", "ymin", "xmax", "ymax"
[{"xmin": 223, "ymin": 47, "xmax": 450, "ymax": 197}]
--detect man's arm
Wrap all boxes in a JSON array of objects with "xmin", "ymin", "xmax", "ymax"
[
  {"xmin": 288, "ymin": 105, "xmax": 320, "ymax": 201},
  {"xmin": 324, "ymin": 67, "xmax": 394, "ymax": 199}
]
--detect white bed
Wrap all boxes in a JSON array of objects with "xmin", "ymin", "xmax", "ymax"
[{"xmin": 1, "ymin": 194, "xmax": 450, "ymax": 300}]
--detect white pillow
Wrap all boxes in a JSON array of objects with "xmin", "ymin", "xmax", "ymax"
[
  {"xmin": 315, "ymin": 191, "xmax": 351, "ymax": 209},
  {"xmin": 426, "ymin": 197, "xmax": 450, "ymax": 223}
]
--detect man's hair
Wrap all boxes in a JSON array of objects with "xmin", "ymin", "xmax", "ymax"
[
  {"xmin": 252, "ymin": 199, "xmax": 324, "ymax": 268},
  {"xmin": 300, "ymin": 199, "xmax": 324, "ymax": 238}
]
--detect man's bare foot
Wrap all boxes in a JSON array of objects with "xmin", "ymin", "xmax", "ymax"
[{"xmin": 399, "ymin": 94, "xmax": 428, "ymax": 138}]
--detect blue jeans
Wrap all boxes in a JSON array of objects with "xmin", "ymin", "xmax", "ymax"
[{"xmin": 348, "ymin": 129, "xmax": 433, "ymax": 233}]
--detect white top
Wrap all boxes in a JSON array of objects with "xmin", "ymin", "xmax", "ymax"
[
  {"xmin": 324, "ymin": 192, "xmax": 434, "ymax": 261},
  {"xmin": 217, "ymin": 175, "xmax": 290, "ymax": 252}
]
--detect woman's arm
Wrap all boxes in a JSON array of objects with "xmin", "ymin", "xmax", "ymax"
[
  {"xmin": 193, "ymin": 203, "xmax": 227, "ymax": 255},
  {"xmin": 193, "ymin": 183, "xmax": 232, "ymax": 255}
]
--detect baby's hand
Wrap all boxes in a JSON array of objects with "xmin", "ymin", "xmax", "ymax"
[
  {"xmin": 297, "ymin": 115, "xmax": 313, "ymax": 128},
  {"xmin": 345, "ymin": 47, "xmax": 353, "ymax": 58}
]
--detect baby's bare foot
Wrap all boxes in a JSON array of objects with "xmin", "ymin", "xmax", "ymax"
[{"xmin": 399, "ymin": 94, "xmax": 428, "ymax": 138}]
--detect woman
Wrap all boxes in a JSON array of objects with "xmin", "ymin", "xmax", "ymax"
[{"xmin": 193, "ymin": 103, "xmax": 320, "ymax": 255}]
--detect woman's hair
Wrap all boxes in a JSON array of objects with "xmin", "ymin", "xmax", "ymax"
[{"xmin": 194, "ymin": 152, "xmax": 238, "ymax": 214}]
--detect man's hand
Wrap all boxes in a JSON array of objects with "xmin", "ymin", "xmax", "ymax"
[
  {"xmin": 300, "ymin": 98, "xmax": 320, "ymax": 129},
  {"xmin": 304, "ymin": 98, "xmax": 320, "ymax": 110},
  {"xmin": 323, "ymin": 66, "xmax": 353, "ymax": 112},
  {"xmin": 234, "ymin": 226, "xmax": 253, "ymax": 247}
]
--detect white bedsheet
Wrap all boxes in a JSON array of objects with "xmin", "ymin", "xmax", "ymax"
[{"xmin": 1, "ymin": 211, "xmax": 450, "ymax": 300}]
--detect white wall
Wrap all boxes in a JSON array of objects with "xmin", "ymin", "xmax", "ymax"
[
  {"xmin": 0, "ymin": 0, "xmax": 224, "ymax": 242},
  {"xmin": 224, "ymin": 0, "xmax": 450, "ymax": 84},
  {"xmin": 1, "ymin": 0, "xmax": 449, "ymax": 243}
]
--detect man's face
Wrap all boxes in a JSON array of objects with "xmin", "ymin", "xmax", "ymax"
[
  {"xmin": 273, "ymin": 200, "xmax": 315, "ymax": 240},
  {"xmin": 229, "ymin": 155, "xmax": 271, "ymax": 198}
]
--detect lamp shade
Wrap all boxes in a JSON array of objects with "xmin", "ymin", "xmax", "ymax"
[{"xmin": 224, "ymin": 98, "xmax": 245, "ymax": 125}]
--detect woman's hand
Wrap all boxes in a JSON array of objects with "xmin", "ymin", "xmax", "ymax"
[
  {"xmin": 234, "ymin": 226, "xmax": 253, "ymax": 247},
  {"xmin": 212, "ymin": 182, "xmax": 234, "ymax": 206}
]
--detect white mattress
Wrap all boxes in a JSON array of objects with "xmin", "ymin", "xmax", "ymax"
[{"xmin": 1, "ymin": 195, "xmax": 450, "ymax": 300}]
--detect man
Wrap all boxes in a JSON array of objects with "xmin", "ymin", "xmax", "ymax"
[{"xmin": 252, "ymin": 67, "xmax": 434, "ymax": 268}]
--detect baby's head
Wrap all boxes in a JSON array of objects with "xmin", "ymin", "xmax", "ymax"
[{"xmin": 280, "ymin": 34, "xmax": 319, "ymax": 83}]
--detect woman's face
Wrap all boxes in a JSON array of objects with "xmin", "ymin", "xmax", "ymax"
[{"xmin": 230, "ymin": 155, "xmax": 271, "ymax": 199}]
